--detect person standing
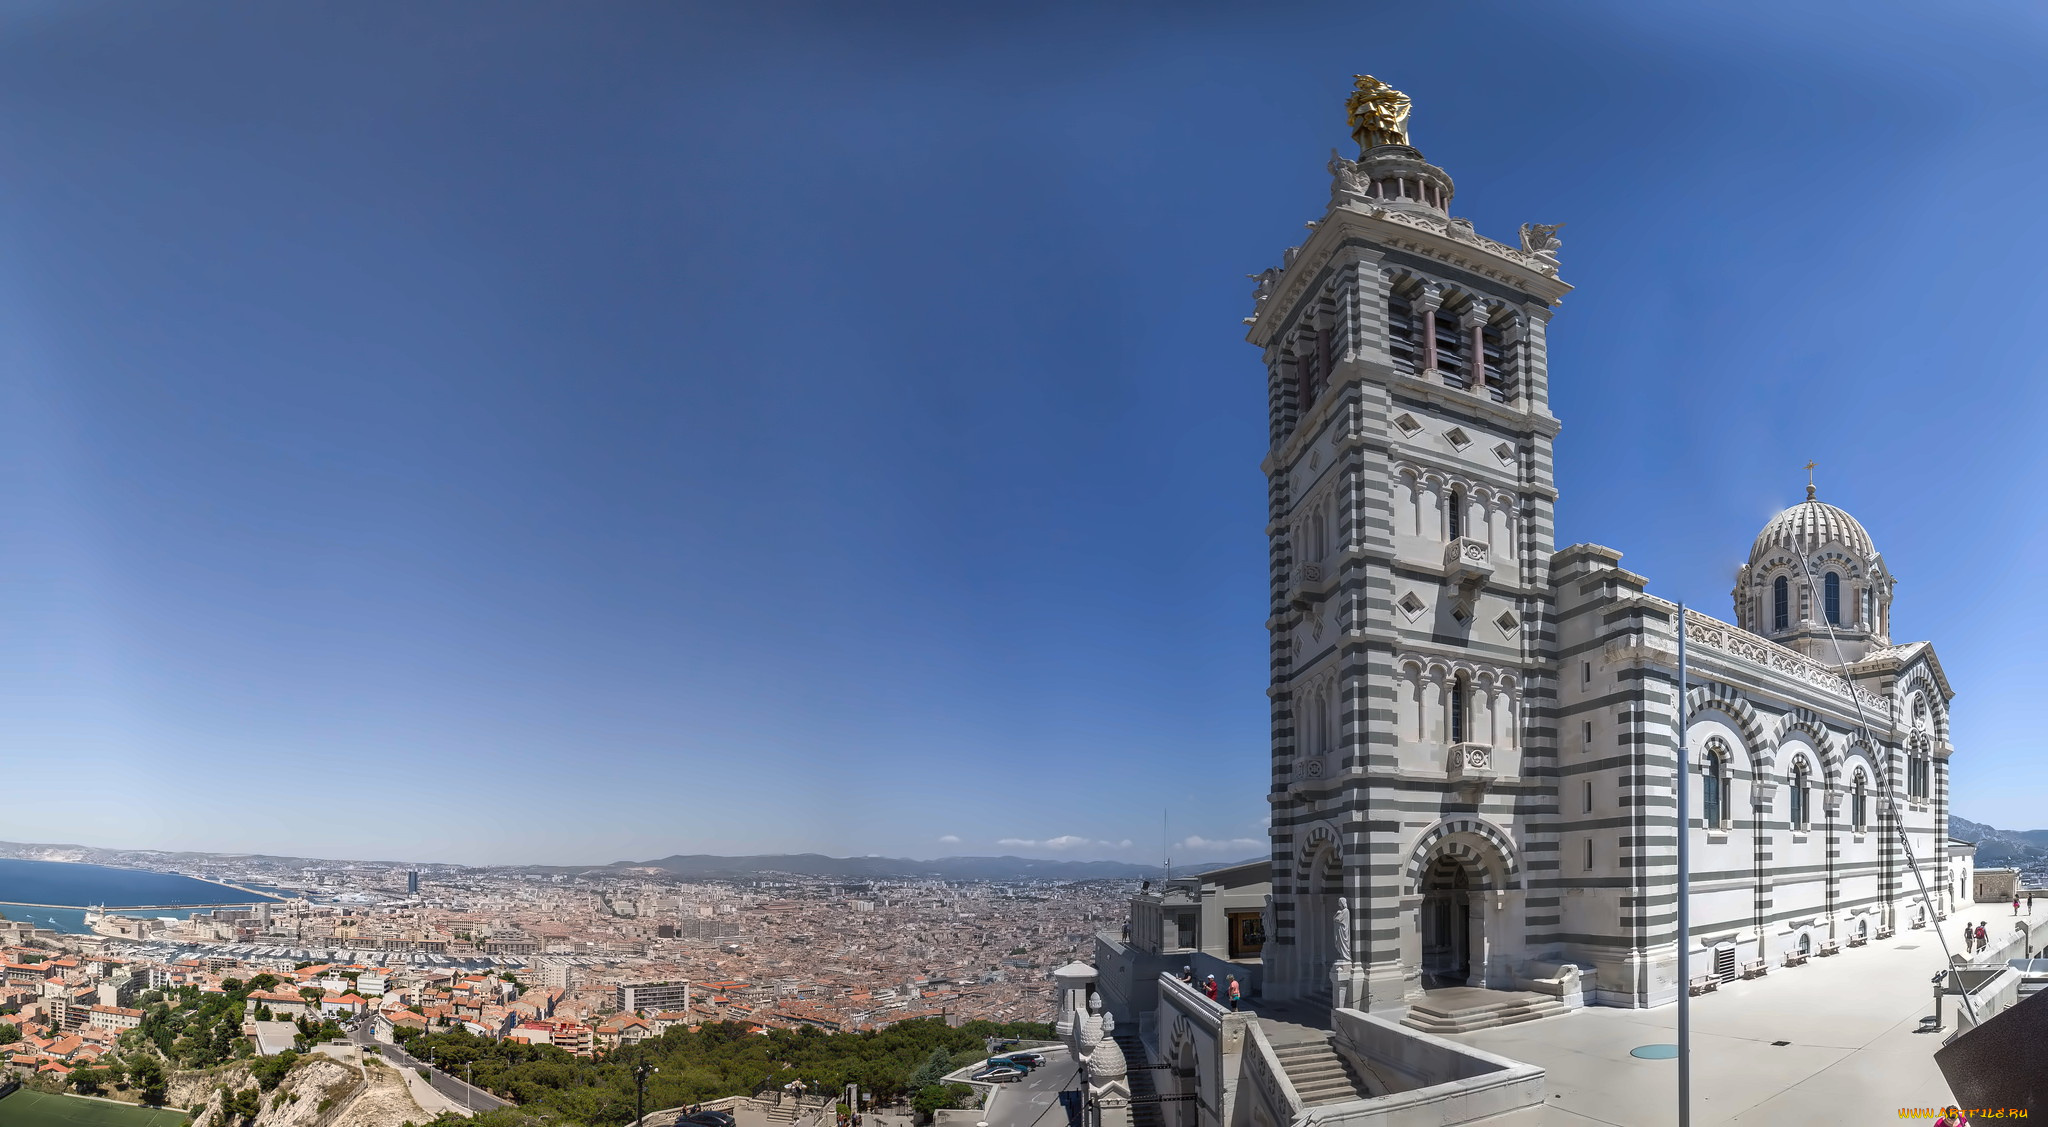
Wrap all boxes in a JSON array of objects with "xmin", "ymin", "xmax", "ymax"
[
  {"xmin": 2015, "ymin": 895, "xmax": 2022, "ymax": 916},
  {"xmin": 1976, "ymin": 922, "xmax": 1988, "ymax": 953},
  {"xmin": 1226, "ymin": 976, "xmax": 1241, "ymax": 1012},
  {"xmin": 1179, "ymin": 966, "xmax": 1195, "ymax": 985},
  {"xmin": 1202, "ymin": 975, "xmax": 1218, "ymax": 1001}
]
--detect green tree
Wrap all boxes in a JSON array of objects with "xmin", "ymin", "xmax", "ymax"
[
  {"xmin": 248, "ymin": 973, "xmax": 280, "ymax": 992},
  {"xmin": 252, "ymin": 1049, "xmax": 298, "ymax": 1091},
  {"xmin": 222, "ymin": 1085, "xmax": 263, "ymax": 1125},
  {"xmin": 911, "ymin": 1083, "xmax": 971, "ymax": 1121},
  {"xmin": 0, "ymin": 1023, "xmax": 19, "ymax": 1045},
  {"xmin": 69, "ymin": 1067, "xmax": 108, "ymax": 1096},
  {"xmin": 131, "ymin": 1055, "xmax": 167, "ymax": 1105},
  {"xmin": 909, "ymin": 1047, "xmax": 951, "ymax": 1089}
]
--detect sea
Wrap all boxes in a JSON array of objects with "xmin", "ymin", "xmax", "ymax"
[{"xmin": 0, "ymin": 858, "xmax": 283, "ymax": 935}]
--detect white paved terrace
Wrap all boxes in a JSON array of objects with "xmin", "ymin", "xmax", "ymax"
[{"xmin": 1444, "ymin": 903, "xmax": 2045, "ymax": 1125}]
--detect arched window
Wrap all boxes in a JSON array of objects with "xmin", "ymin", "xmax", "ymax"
[
  {"xmin": 1702, "ymin": 749, "xmax": 1726, "ymax": 829},
  {"xmin": 1852, "ymin": 772, "xmax": 1868, "ymax": 831},
  {"xmin": 1790, "ymin": 761, "xmax": 1811, "ymax": 829},
  {"xmin": 1797, "ymin": 932, "xmax": 1812, "ymax": 956},
  {"xmin": 1450, "ymin": 674, "xmax": 1469, "ymax": 745},
  {"xmin": 1912, "ymin": 696, "xmax": 1927, "ymax": 728},
  {"xmin": 1824, "ymin": 572, "xmax": 1841, "ymax": 625},
  {"xmin": 1772, "ymin": 576, "xmax": 1790, "ymax": 632},
  {"xmin": 1448, "ymin": 487, "xmax": 1464, "ymax": 540}
]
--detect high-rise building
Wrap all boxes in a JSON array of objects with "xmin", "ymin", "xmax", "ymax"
[
  {"xmin": 616, "ymin": 981, "xmax": 690, "ymax": 1014},
  {"xmin": 407, "ymin": 870, "xmax": 420, "ymax": 895}
]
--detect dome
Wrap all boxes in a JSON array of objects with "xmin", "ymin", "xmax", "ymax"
[{"xmin": 1748, "ymin": 487, "xmax": 1877, "ymax": 567}]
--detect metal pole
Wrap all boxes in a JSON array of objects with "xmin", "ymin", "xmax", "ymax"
[{"xmin": 1676, "ymin": 602, "xmax": 1691, "ymax": 1127}]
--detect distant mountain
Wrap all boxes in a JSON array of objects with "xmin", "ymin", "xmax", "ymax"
[
  {"xmin": 1950, "ymin": 816, "xmax": 2048, "ymax": 867},
  {"xmin": 612, "ymin": 853, "xmax": 1174, "ymax": 882}
]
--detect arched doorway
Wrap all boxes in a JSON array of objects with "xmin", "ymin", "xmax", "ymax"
[
  {"xmin": 1405, "ymin": 820, "xmax": 1520, "ymax": 993},
  {"xmin": 1294, "ymin": 840, "xmax": 1344, "ymax": 1001},
  {"xmin": 1420, "ymin": 856, "xmax": 1473, "ymax": 986}
]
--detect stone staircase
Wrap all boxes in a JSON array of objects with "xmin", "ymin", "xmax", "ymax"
[
  {"xmin": 1268, "ymin": 1036, "xmax": 1373, "ymax": 1105},
  {"xmin": 1112, "ymin": 1030, "xmax": 1164, "ymax": 1127},
  {"xmin": 1398, "ymin": 988, "xmax": 1568, "ymax": 1035}
]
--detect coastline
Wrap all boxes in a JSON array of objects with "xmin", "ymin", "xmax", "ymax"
[
  {"xmin": 0, "ymin": 900, "xmax": 272, "ymax": 911},
  {"xmin": 0, "ymin": 859, "xmax": 291, "ymax": 936}
]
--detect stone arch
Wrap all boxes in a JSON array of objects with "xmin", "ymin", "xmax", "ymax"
[
  {"xmin": 1774, "ymin": 708, "xmax": 1841, "ymax": 783},
  {"xmin": 1163, "ymin": 1014, "xmax": 1200, "ymax": 1127},
  {"xmin": 1687, "ymin": 684, "xmax": 1766, "ymax": 756},
  {"xmin": 1897, "ymin": 665, "xmax": 1950, "ymax": 744},
  {"xmin": 1402, "ymin": 817, "xmax": 1521, "ymax": 893},
  {"xmin": 1293, "ymin": 822, "xmax": 1344, "ymax": 892}
]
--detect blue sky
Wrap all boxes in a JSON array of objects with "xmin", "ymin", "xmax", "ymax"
[{"xmin": 3, "ymin": 3, "xmax": 2046, "ymax": 865}]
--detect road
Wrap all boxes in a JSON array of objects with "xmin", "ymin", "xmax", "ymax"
[
  {"xmin": 962, "ymin": 1049, "xmax": 1079, "ymax": 1127},
  {"xmin": 349, "ymin": 1019, "xmax": 513, "ymax": 1113}
]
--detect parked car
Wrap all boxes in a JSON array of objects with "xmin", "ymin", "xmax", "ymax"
[
  {"xmin": 971, "ymin": 1065, "xmax": 1027, "ymax": 1084},
  {"xmin": 989, "ymin": 1053, "xmax": 1044, "ymax": 1070},
  {"xmin": 686, "ymin": 1113, "xmax": 737, "ymax": 1127}
]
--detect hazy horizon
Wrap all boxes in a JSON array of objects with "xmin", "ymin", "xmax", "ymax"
[{"xmin": 6, "ymin": 2, "xmax": 2048, "ymax": 864}]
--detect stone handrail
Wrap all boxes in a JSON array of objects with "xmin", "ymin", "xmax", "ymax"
[
  {"xmin": 1676, "ymin": 606, "xmax": 1888, "ymax": 714},
  {"xmin": 1241, "ymin": 1018, "xmax": 1305, "ymax": 1120},
  {"xmin": 1157, "ymin": 970, "xmax": 1229, "ymax": 1027}
]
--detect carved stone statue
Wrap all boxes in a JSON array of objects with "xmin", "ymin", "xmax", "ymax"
[
  {"xmin": 1328, "ymin": 148, "xmax": 1370, "ymax": 198},
  {"xmin": 1334, "ymin": 896, "xmax": 1353, "ymax": 962},
  {"xmin": 1346, "ymin": 75, "xmax": 1412, "ymax": 151},
  {"xmin": 1518, "ymin": 222, "xmax": 1565, "ymax": 256}
]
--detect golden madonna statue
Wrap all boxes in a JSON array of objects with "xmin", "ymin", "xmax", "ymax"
[{"xmin": 1346, "ymin": 74, "xmax": 1411, "ymax": 150}]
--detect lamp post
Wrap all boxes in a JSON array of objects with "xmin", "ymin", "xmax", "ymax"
[
  {"xmin": 635, "ymin": 1059, "xmax": 658, "ymax": 1127},
  {"xmin": 465, "ymin": 1062, "xmax": 473, "ymax": 1112}
]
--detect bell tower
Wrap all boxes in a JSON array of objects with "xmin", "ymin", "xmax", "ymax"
[{"xmin": 1246, "ymin": 76, "xmax": 1571, "ymax": 1008}]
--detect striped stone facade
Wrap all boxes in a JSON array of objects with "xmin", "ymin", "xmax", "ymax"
[{"xmin": 1245, "ymin": 143, "xmax": 1955, "ymax": 1012}]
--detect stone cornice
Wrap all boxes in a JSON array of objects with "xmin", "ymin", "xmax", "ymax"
[
  {"xmin": 1247, "ymin": 205, "xmax": 1572, "ymax": 348},
  {"xmin": 1387, "ymin": 370, "xmax": 1563, "ymax": 439}
]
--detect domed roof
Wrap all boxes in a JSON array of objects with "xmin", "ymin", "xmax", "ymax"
[{"xmin": 1749, "ymin": 486, "xmax": 1877, "ymax": 565}]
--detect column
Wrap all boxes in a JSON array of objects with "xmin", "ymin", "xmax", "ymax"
[
  {"xmin": 1426, "ymin": 672, "xmax": 1447, "ymax": 745},
  {"xmin": 1417, "ymin": 284, "xmax": 1443, "ymax": 376},
  {"xmin": 1461, "ymin": 302, "xmax": 1493, "ymax": 393}
]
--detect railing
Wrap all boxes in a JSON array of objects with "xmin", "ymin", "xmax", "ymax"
[
  {"xmin": 1443, "ymin": 537, "xmax": 1492, "ymax": 579},
  {"xmin": 1447, "ymin": 743, "xmax": 1493, "ymax": 777},
  {"xmin": 1678, "ymin": 608, "xmax": 1887, "ymax": 713},
  {"xmin": 1241, "ymin": 1019, "xmax": 1305, "ymax": 1121}
]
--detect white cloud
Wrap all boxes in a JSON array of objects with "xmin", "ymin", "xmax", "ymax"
[
  {"xmin": 937, "ymin": 835, "xmax": 961, "ymax": 844},
  {"xmin": 997, "ymin": 835, "xmax": 1133, "ymax": 852}
]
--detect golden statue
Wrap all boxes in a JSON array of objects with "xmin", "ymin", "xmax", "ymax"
[{"xmin": 1346, "ymin": 74, "xmax": 1411, "ymax": 150}]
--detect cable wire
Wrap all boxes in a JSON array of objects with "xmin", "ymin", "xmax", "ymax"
[{"xmin": 1783, "ymin": 550, "xmax": 1974, "ymax": 1021}]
